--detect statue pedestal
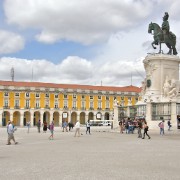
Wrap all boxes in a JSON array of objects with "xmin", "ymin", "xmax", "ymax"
[{"xmin": 143, "ymin": 54, "xmax": 180, "ymax": 102}]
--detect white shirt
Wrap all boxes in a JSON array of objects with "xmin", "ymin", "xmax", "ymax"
[
  {"xmin": 7, "ymin": 124, "xmax": 14, "ymax": 134},
  {"xmin": 75, "ymin": 121, "xmax": 80, "ymax": 128}
]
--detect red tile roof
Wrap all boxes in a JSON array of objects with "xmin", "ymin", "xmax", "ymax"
[{"xmin": 0, "ymin": 80, "xmax": 141, "ymax": 93}]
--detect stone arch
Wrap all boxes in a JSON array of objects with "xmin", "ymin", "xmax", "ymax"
[
  {"xmin": 62, "ymin": 111, "xmax": 68, "ymax": 124},
  {"xmin": 53, "ymin": 111, "xmax": 59, "ymax": 126},
  {"xmin": 13, "ymin": 111, "xmax": 20, "ymax": 126},
  {"xmin": 104, "ymin": 112, "xmax": 110, "ymax": 120},
  {"xmin": 34, "ymin": 111, "xmax": 40, "ymax": 126},
  {"xmin": 43, "ymin": 111, "xmax": 50, "ymax": 124},
  {"xmin": 2, "ymin": 111, "xmax": 10, "ymax": 126},
  {"xmin": 88, "ymin": 112, "xmax": 94, "ymax": 120},
  {"xmin": 71, "ymin": 112, "xmax": 77, "ymax": 124},
  {"xmin": 80, "ymin": 112, "xmax": 85, "ymax": 124},
  {"xmin": 96, "ymin": 112, "xmax": 102, "ymax": 120},
  {"xmin": 24, "ymin": 111, "xmax": 30, "ymax": 126}
]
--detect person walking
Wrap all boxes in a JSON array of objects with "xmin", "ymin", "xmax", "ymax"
[
  {"xmin": 167, "ymin": 119, "xmax": 171, "ymax": 131},
  {"xmin": 62, "ymin": 121, "xmax": 68, "ymax": 132},
  {"xmin": 49, "ymin": 121, "xmax": 54, "ymax": 140},
  {"xmin": 86, "ymin": 120, "xmax": 91, "ymax": 134},
  {"xmin": 119, "ymin": 120, "xmax": 123, "ymax": 134},
  {"xmin": 159, "ymin": 120, "xmax": 165, "ymax": 135},
  {"xmin": 6, "ymin": 121, "xmax": 18, "ymax": 145},
  {"xmin": 74, "ymin": 120, "xmax": 80, "ymax": 137},
  {"xmin": 27, "ymin": 120, "xmax": 30, "ymax": 133},
  {"xmin": 43, "ymin": 121, "xmax": 48, "ymax": 133},
  {"xmin": 142, "ymin": 122, "xmax": 151, "ymax": 139},
  {"xmin": 37, "ymin": 119, "xmax": 41, "ymax": 133},
  {"xmin": 137, "ymin": 119, "xmax": 142, "ymax": 138}
]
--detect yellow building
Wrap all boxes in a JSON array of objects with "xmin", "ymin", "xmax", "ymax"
[{"xmin": 0, "ymin": 80, "xmax": 141, "ymax": 127}]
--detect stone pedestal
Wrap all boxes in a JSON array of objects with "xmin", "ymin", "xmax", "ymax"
[{"xmin": 113, "ymin": 105, "xmax": 119, "ymax": 129}]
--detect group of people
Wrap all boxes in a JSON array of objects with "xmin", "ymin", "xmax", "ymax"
[{"xmin": 119, "ymin": 118, "xmax": 151, "ymax": 139}]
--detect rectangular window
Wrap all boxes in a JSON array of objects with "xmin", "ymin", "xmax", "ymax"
[
  {"xmin": 90, "ymin": 95, "xmax": 93, "ymax": 100},
  {"xmin": 98, "ymin": 102, "xmax": 101, "ymax": 109},
  {"xmin": 114, "ymin": 96, "xmax": 116, "ymax": 100},
  {"xmin": 90, "ymin": 101, "xmax": 93, "ymax": 108},
  {"xmin": 73, "ymin": 94, "xmax": 76, "ymax": 99},
  {"xmin": 36, "ymin": 100, "xmax": 40, "ymax": 108},
  {"xmin": 106, "ymin": 96, "xmax": 109, "ymax": 100},
  {"xmin": 4, "ymin": 99, "xmax": 9, "ymax": 106},
  {"xmin": 26, "ymin": 100, "xmax": 30, "ymax": 108},
  {"xmin": 45, "ymin": 99, "xmax": 49, "ymax": 106},
  {"xmin": 64, "ymin": 100, "xmax": 68, "ymax": 108},
  {"xmin": 64, "ymin": 94, "xmax": 67, "ymax": 99},
  {"xmin": 82, "ymin": 101, "xmax": 85, "ymax": 108},
  {"xmin": 15, "ymin": 92, "xmax": 19, "ymax": 97},
  {"xmin": 15, "ymin": 99, "xmax": 20, "ymax": 106},
  {"xmin": 82, "ymin": 95, "xmax": 85, "ymax": 99},
  {"xmin": 121, "ymin": 96, "xmax": 124, "ymax": 100},
  {"xmin": 26, "ymin": 92, "xmax": 30, "ymax": 97},
  {"xmin": 36, "ymin": 93, "xmax": 40, "ymax": 98},
  {"xmin": 73, "ymin": 101, "xmax": 76, "ymax": 108},
  {"xmin": 54, "ymin": 99, "xmax": 58, "ymax": 108},
  {"xmin": 106, "ymin": 101, "xmax": 109, "ymax": 109}
]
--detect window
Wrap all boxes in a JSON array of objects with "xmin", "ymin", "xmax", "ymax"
[
  {"xmin": 26, "ymin": 92, "xmax": 30, "ymax": 97},
  {"xmin": 73, "ymin": 101, "xmax": 76, "ymax": 108},
  {"xmin": 15, "ymin": 99, "xmax": 20, "ymax": 106},
  {"xmin": 82, "ymin": 101, "xmax": 85, "ymax": 108},
  {"xmin": 54, "ymin": 99, "xmax": 58, "ymax": 108},
  {"xmin": 106, "ymin": 101, "xmax": 109, "ymax": 109},
  {"xmin": 90, "ymin": 95, "xmax": 93, "ymax": 100},
  {"xmin": 64, "ymin": 94, "xmax": 67, "ymax": 99},
  {"xmin": 45, "ymin": 99, "xmax": 49, "ymax": 106},
  {"xmin": 73, "ymin": 94, "xmax": 76, "ymax": 99},
  {"xmin": 106, "ymin": 96, "xmax": 109, "ymax": 100},
  {"xmin": 82, "ymin": 95, "xmax": 85, "ymax": 99},
  {"xmin": 121, "ymin": 96, "xmax": 124, "ymax": 100},
  {"xmin": 36, "ymin": 100, "xmax": 40, "ymax": 108},
  {"xmin": 114, "ymin": 96, "xmax": 116, "ymax": 100},
  {"xmin": 4, "ymin": 92, "xmax": 9, "ymax": 97},
  {"xmin": 90, "ymin": 101, "xmax": 93, "ymax": 108},
  {"xmin": 55, "ymin": 94, "xmax": 58, "ymax": 98},
  {"xmin": 64, "ymin": 100, "xmax": 68, "ymax": 108},
  {"xmin": 25, "ymin": 100, "xmax": 30, "ymax": 108},
  {"xmin": 36, "ymin": 93, "xmax": 40, "ymax": 98},
  {"xmin": 128, "ymin": 97, "xmax": 131, "ymax": 100},
  {"xmin": 98, "ymin": 102, "xmax": 101, "ymax": 109},
  {"xmin": 15, "ymin": 92, "xmax": 19, "ymax": 97},
  {"xmin": 4, "ymin": 99, "xmax": 9, "ymax": 106},
  {"xmin": 45, "ymin": 93, "xmax": 49, "ymax": 98},
  {"xmin": 98, "ymin": 96, "xmax": 101, "ymax": 100}
]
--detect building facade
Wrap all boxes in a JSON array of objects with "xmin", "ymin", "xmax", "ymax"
[{"xmin": 0, "ymin": 80, "xmax": 141, "ymax": 127}]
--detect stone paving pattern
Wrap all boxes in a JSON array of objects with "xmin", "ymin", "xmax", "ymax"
[{"xmin": 0, "ymin": 126, "xmax": 180, "ymax": 180}]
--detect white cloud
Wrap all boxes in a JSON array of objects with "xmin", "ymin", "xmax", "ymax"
[
  {"xmin": 4, "ymin": 0, "xmax": 153, "ymax": 45},
  {"xmin": 0, "ymin": 56, "xmax": 144, "ymax": 87},
  {"xmin": 0, "ymin": 30, "xmax": 25, "ymax": 54}
]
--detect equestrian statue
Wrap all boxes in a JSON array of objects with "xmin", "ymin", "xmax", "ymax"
[{"xmin": 148, "ymin": 12, "xmax": 178, "ymax": 55}]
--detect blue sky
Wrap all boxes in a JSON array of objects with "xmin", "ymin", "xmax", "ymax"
[{"xmin": 0, "ymin": 0, "xmax": 180, "ymax": 86}]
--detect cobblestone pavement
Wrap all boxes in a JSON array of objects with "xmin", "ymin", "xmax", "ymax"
[{"xmin": 0, "ymin": 126, "xmax": 180, "ymax": 180}]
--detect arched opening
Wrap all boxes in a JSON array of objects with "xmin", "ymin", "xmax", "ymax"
[
  {"xmin": 80, "ymin": 112, "xmax": 85, "ymax": 124},
  {"xmin": 43, "ymin": 111, "xmax": 50, "ymax": 124},
  {"xmin": 71, "ymin": 112, "xmax": 77, "ymax": 124},
  {"xmin": 96, "ymin": 112, "xmax": 102, "ymax": 120},
  {"xmin": 53, "ymin": 111, "xmax": 59, "ymax": 126},
  {"xmin": 2, "ymin": 111, "xmax": 10, "ymax": 126},
  {"xmin": 24, "ymin": 111, "xmax": 30, "ymax": 126},
  {"xmin": 62, "ymin": 112, "xmax": 68, "ymax": 124},
  {"xmin": 13, "ymin": 111, "xmax": 20, "ymax": 126},
  {"xmin": 88, "ymin": 112, "xmax": 94, "ymax": 120},
  {"xmin": 34, "ymin": 111, "xmax": 40, "ymax": 126},
  {"xmin": 104, "ymin": 112, "xmax": 110, "ymax": 120}
]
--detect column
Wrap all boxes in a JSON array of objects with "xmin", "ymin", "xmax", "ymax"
[
  {"xmin": 171, "ymin": 102, "xmax": 177, "ymax": 130},
  {"xmin": 94, "ymin": 114, "xmax": 96, "ymax": 121},
  {"xmin": 59, "ymin": 113, "xmax": 62, "ymax": 127},
  {"xmin": 146, "ymin": 102, "xmax": 152, "ymax": 128},
  {"xmin": 10, "ymin": 113, "xmax": 13, "ymax": 122},
  {"xmin": 68, "ymin": 111, "xmax": 71, "ymax": 122},
  {"xmin": 50, "ymin": 112, "xmax": 53, "ymax": 123},
  {"xmin": 20, "ymin": 113, "xmax": 24, "ymax": 127},
  {"xmin": 113, "ymin": 105, "xmax": 119, "ymax": 129},
  {"xmin": 0, "ymin": 112, "xmax": 2, "ymax": 127},
  {"xmin": 30, "ymin": 112, "xmax": 34, "ymax": 127},
  {"xmin": 40, "ymin": 112, "xmax": 43, "ymax": 123},
  {"xmin": 126, "ymin": 106, "xmax": 130, "ymax": 118},
  {"xmin": 85, "ymin": 114, "xmax": 88, "ymax": 123},
  {"xmin": 77, "ymin": 114, "xmax": 80, "ymax": 121},
  {"xmin": 101, "ymin": 114, "xmax": 104, "ymax": 121}
]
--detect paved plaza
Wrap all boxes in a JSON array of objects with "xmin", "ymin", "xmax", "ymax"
[{"xmin": 0, "ymin": 126, "xmax": 180, "ymax": 180}]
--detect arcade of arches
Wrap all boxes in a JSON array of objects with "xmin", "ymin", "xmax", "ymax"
[{"xmin": 0, "ymin": 110, "xmax": 112, "ymax": 127}]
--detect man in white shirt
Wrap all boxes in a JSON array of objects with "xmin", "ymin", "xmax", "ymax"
[
  {"xmin": 74, "ymin": 120, "xmax": 80, "ymax": 137},
  {"xmin": 7, "ymin": 121, "xmax": 18, "ymax": 145},
  {"xmin": 86, "ymin": 120, "xmax": 91, "ymax": 134}
]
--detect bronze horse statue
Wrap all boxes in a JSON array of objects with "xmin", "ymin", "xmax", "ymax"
[{"xmin": 148, "ymin": 22, "xmax": 177, "ymax": 55}]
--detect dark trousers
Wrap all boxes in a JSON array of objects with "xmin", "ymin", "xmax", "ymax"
[
  {"xmin": 138, "ymin": 128, "xmax": 142, "ymax": 138},
  {"xmin": 142, "ymin": 130, "xmax": 150, "ymax": 139},
  {"xmin": 86, "ymin": 127, "xmax": 90, "ymax": 134}
]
